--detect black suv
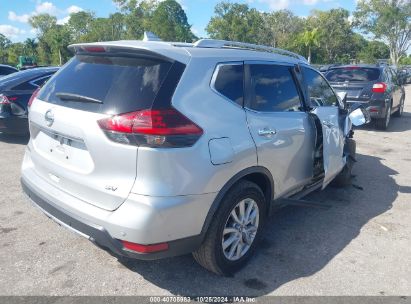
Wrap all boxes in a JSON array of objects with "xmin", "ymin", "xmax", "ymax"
[
  {"xmin": 325, "ymin": 65, "xmax": 405, "ymax": 130},
  {"xmin": 0, "ymin": 67, "xmax": 58, "ymax": 135}
]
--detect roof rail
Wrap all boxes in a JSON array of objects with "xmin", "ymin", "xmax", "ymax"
[{"xmin": 193, "ymin": 39, "xmax": 307, "ymax": 62}]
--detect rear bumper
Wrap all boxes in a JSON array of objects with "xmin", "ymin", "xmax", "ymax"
[
  {"xmin": 21, "ymin": 176, "xmax": 205, "ymax": 260},
  {"xmin": 21, "ymin": 150, "xmax": 216, "ymax": 260},
  {"xmin": 347, "ymin": 99, "xmax": 387, "ymax": 119},
  {"xmin": 0, "ymin": 113, "xmax": 28, "ymax": 134}
]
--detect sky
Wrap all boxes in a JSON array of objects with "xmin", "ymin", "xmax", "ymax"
[{"xmin": 0, "ymin": 0, "xmax": 358, "ymax": 42}]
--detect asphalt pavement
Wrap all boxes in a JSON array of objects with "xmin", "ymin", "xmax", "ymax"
[{"xmin": 0, "ymin": 86, "xmax": 410, "ymax": 297}]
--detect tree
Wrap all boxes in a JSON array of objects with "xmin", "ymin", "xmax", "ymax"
[
  {"xmin": 206, "ymin": 2, "xmax": 263, "ymax": 44},
  {"xmin": 113, "ymin": 0, "xmax": 157, "ymax": 39},
  {"xmin": 149, "ymin": 0, "xmax": 196, "ymax": 42},
  {"xmin": 29, "ymin": 14, "xmax": 58, "ymax": 65},
  {"xmin": 67, "ymin": 11, "xmax": 95, "ymax": 42},
  {"xmin": 259, "ymin": 10, "xmax": 304, "ymax": 48},
  {"xmin": 358, "ymin": 40, "xmax": 390, "ymax": 63},
  {"xmin": 7, "ymin": 43, "xmax": 25, "ymax": 65},
  {"xmin": 24, "ymin": 38, "xmax": 38, "ymax": 57},
  {"xmin": 298, "ymin": 28, "xmax": 320, "ymax": 63},
  {"xmin": 0, "ymin": 34, "xmax": 11, "ymax": 64},
  {"xmin": 46, "ymin": 25, "xmax": 71, "ymax": 65},
  {"xmin": 308, "ymin": 9, "xmax": 354, "ymax": 63},
  {"xmin": 354, "ymin": 0, "xmax": 411, "ymax": 65},
  {"xmin": 29, "ymin": 14, "xmax": 57, "ymax": 35}
]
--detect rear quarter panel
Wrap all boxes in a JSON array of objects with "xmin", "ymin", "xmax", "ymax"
[{"xmin": 131, "ymin": 57, "xmax": 258, "ymax": 197}]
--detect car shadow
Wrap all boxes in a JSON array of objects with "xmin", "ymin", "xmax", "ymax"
[
  {"xmin": 356, "ymin": 111, "xmax": 411, "ymax": 133},
  {"xmin": 116, "ymin": 153, "xmax": 401, "ymax": 297},
  {"xmin": 0, "ymin": 133, "xmax": 29, "ymax": 145}
]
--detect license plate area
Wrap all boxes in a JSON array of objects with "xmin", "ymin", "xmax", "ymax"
[{"xmin": 33, "ymin": 127, "xmax": 94, "ymax": 174}]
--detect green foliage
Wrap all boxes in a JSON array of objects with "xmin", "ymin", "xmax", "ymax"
[
  {"xmin": 259, "ymin": 10, "xmax": 304, "ymax": 48},
  {"xmin": 0, "ymin": 34, "xmax": 12, "ymax": 64},
  {"xmin": 296, "ymin": 28, "xmax": 320, "ymax": 63},
  {"xmin": 149, "ymin": 0, "xmax": 196, "ymax": 42},
  {"xmin": 7, "ymin": 43, "xmax": 25, "ymax": 66},
  {"xmin": 3, "ymin": 0, "xmax": 405, "ymax": 67},
  {"xmin": 307, "ymin": 9, "xmax": 354, "ymax": 63},
  {"xmin": 206, "ymin": 2, "xmax": 264, "ymax": 44},
  {"xmin": 399, "ymin": 55, "xmax": 411, "ymax": 65},
  {"xmin": 357, "ymin": 40, "xmax": 390, "ymax": 63},
  {"xmin": 354, "ymin": 0, "xmax": 411, "ymax": 64}
]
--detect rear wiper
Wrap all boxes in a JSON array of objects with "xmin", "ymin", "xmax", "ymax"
[{"xmin": 56, "ymin": 92, "xmax": 102, "ymax": 104}]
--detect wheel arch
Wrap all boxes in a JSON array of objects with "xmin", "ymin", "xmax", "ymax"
[{"xmin": 199, "ymin": 166, "xmax": 274, "ymax": 240}]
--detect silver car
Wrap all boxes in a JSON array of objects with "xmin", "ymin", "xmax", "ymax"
[{"xmin": 21, "ymin": 37, "xmax": 369, "ymax": 275}]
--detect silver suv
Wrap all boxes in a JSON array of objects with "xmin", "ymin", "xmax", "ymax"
[{"xmin": 21, "ymin": 37, "xmax": 369, "ymax": 275}]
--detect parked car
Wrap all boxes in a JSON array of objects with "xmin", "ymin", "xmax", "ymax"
[
  {"xmin": 21, "ymin": 38, "xmax": 369, "ymax": 275},
  {"xmin": 0, "ymin": 64, "xmax": 18, "ymax": 77},
  {"xmin": 401, "ymin": 67, "xmax": 411, "ymax": 84},
  {"xmin": 325, "ymin": 64, "xmax": 405, "ymax": 130},
  {"xmin": 0, "ymin": 67, "xmax": 59, "ymax": 135}
]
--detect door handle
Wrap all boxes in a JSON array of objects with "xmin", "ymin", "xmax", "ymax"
[{"xmin": 258, "ymin": 128, "xmax": 277, "ymax": 137}]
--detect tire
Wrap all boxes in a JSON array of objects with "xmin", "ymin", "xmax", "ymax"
[
  {"xmin": 375, "ymin": 104, "xmax": 391, "ymax": 130},
  {"xmin": 193, "ymin": 180, "xmax": 266, "ymax": 276},
  {"xmin": 332, "ymin": 138, "xmax": 356, "ymax": 187},
  {"xmin": 393, "ymin": 97, "xmax": 404, "ymax": 117}
]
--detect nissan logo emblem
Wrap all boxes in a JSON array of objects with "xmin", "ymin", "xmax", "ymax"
[{"xmin": 45, "ymin": 109, "xmax": 55, "ymax": 127}]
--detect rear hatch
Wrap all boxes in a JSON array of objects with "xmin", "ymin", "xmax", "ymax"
[
  {"xmin": 325, "ymin": 67, "xmax": 381, "ymax": 102},
  {"xmin": 28, "ymin": 48, "xmax": 175, "ymax": 211}
]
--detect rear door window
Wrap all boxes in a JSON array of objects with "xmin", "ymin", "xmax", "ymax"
[
  {"xmin": 213, "ymin": 63, "xmax": 244, "ymax": 106},
  {"xmin": 325, "ymin": 67, "xmax": 380, "ymax": 82},
  {"xmin": 38, "ymin": 55, "xmax": 174, "ymax": 114},
  {"xmin": 247, "ymin": 64, "xmax": 302, "ymax": 112}
]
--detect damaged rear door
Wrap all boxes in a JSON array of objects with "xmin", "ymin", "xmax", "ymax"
[{"xmin": 301, "ymin": 66, "xmax": 346, "ymax": 188}]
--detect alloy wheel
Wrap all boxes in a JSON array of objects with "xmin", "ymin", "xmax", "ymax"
[{"xmin": 221, "ymin": 198, "xmax": 259, "ymax": 261}]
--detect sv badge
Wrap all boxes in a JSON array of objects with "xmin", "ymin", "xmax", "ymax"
[{"xmin": 105, "ymin": 186, "xmax": 118, "ymax": 192}]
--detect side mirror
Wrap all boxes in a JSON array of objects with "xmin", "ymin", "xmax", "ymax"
[
  {"xmin": 336, "ymin": 91, "xmax": 347, "ymax": 110},
  {"xmin": 348, "ymin": 103, "xmax": 371, "ymax": 126}
]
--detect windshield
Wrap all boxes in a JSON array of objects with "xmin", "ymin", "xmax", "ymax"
[{"xmin": 325, "ymin": 67, "xmax": 381, "ymax": 82}]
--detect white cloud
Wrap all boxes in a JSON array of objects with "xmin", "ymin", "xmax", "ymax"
[
  {"xmin": 35, "ymin": 1, "xmax": 59, "ymax": 15},
  {"xmin": 67, "ymin": 5, "xmax": 83, "ymax": 14},
  {"xmin": 57, "ymin": 16, "xmax": 70, "ymax": 25},
  {"xmin": 8, "ymin": 11, "xmax": 31, "ymax": 23},
  {"xmin": 249, "ymin": 0, "xmax": 333, "ymax": 10},
  {"xmin": 303, "ymin": 0, "xmax": 319, "ymax": 4},
  {"xmin": 259, "ymin": 0, "xmax": 291, "ymax": 10},
  {"xmin": 0, "ymin": 25, "xmax": 26, "ymax": 38}
]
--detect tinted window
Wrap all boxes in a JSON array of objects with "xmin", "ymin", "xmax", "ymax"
[
  {"xmin": 39, "ymin": 55, "xmax": 173, "ymax": 114},
  {"xmin": 12, "ymin": 81, "xmax": 37, "ymax": 91},
  {"xmin": 0, "ymin": 66, "xmax": 17, "ymax": 76},
  {"xmin": 248, "ymin": 64, "xmax": 301, "ymax": 112},
  {"xmin": 325, "ymin": 67, "xmax": 380, "ymax": 82},
  {"xmin": 32, "ymin": 75, "xmax": 52, "ymax": 87},
  {"xmin": 0, "ymin": 68, "xmax": 57, "ymax": 89},
  {"xmin": 303, "ymin": 67, "xmax": 338, "ymax": 107},
  {"xmin": 214, "ymin": 64, "xmax": 243, "ymax": 105}
]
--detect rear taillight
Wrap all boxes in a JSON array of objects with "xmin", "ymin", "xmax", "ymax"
[
  {"xmin": 98, "ymin": 108, "xmax": 203, "ymax": 148},
  {"xmin": 0, "ymin": 94, "xmax": 11, "ymax": 105},
  {"xmin": 372, "ymin": 82, "xmax": 387, "ymax": 93},
  {"xmin": 28, "ymin": 87, "xmax": 41, "ymax": 108}
]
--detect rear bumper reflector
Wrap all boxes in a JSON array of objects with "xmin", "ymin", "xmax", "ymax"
[{"xmin": 121, "ymin": 240, "xmax": 169, "ymax": 253}]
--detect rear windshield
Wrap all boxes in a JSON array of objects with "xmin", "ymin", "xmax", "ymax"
[
  {"xmin": 325, "ymin": 67, "xmax": 380, "ymax": 82},
  {"xmin": 38, "ymin": 55, "xmax": 173, "ymax": 114}
]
